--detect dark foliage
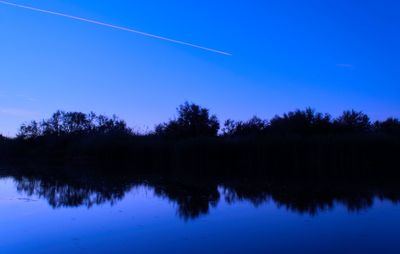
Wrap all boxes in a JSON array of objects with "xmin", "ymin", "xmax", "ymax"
[
  {"xmin": 223, "ymin": 109, "xmax": 380, "ymax": 136},
  {"xmin": 0, "ymin": 103, "xmax": 399, "ymax": 179},
  {"xmin": 375, "ymin": 117, "xmax": 400, "ymax": 135},
  {"xmin": 222, "ymin": 116, "xmax": 268, "ymax": 137},
  {"xmin": 17, "ymin": 110, "xmax": 131, "ymax": 139},
  {"xmin": 269, "ymin": 108, "xmax": 332, "ymax": 134},
  {"xmin": 334, "ymin": 110, "xmax": 371, "ymax": 132},
  {"xmin": 0, "ymin": 134, "xmax": 7, "ymax": 142},
  {"xmin": 155, "ymin": 102, "xmax": 219, "ymax": 138}
]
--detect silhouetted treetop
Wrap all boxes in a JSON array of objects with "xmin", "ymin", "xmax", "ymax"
[
  {"xmin": 374, "ymin": 117, "xmax": 400, "ymax": 135},
  {"xmin": 270, "ymin": 108, "xmax": 332, "ymax": 134},
  {"xmin": 221, "ymin": 108, "xmax": 395, "ymax": 137},
  {"xmin": 0, "ymin": 134, "xmax": 7, "ymax": 141},
  {"xmin": 18, "ymin": 111, "xmax": 131, "ymax": 139},
  {"xmin": 334, "ymin": 110, "xmax": 371, "ymax": 132},
  {"xmin": 222, "ymin": 116, "xmax": 268, "ymax": 137},
  {"xmin": 155, "ymin": 102, "xmax": 220, "ymax": 138}
]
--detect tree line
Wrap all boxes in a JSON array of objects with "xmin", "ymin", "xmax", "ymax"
[
  {"xmin": 1, "ymin": 102, "xmax": 398, "ymax": 178},
  {"xmin": 11, "ymin": 102, "xmax": 400, "ymax": 139}
]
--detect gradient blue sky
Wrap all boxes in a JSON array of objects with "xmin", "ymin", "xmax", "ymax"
[{"xmin": 1, "ymin": 0, "xmax": 399, "ymax": 135}]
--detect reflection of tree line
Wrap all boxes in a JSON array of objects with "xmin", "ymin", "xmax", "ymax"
[
  {"xmin": 4, "ymin": 171, "xmax": 400, "ymax": 220},
  {"xmin": 223, "ymin": 180, "xmax": 400, "ymax": 215},
  {"xmin": 11, "ymin": 174, "xmax": 132, "ymax": 208}
]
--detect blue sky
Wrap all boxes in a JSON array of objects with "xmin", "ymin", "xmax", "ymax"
[{"xmin": 1, "ymin": 0, "xmax": 399, "ymax": 135}]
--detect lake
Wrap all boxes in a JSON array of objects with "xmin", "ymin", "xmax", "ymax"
[{"xmin": 1, "ymin": 171, "xmax": 400, "ymax": 254}]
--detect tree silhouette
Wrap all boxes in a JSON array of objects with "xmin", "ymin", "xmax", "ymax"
[
  {"xmin": 1, "ymin": 104, "xmax": 399, "ymax": 181},
  {"xmin": 0, "ymin": 134, "xmax": 7, "ymax": 141},
  {"xmin": 334, "ymin": 110, "xmax": 371, "ymax": 132},
  {"xmin": 270, "ymin": 108, "xmax": 332, "ymax": 134},
  {"xmin": 18, "ymin": 121, "xmax": 41, "ymax": 139},
  {"xmin": 375, "ymin": 117, "xmax": 400, "ymax": 135},
  {"xmin": 222, "ymin": 116, "xmax": 268, "ymax": 137},
  {"xmin": 155, "ymin": 102, "xmax": 220, "ymax": 138},
  {"xmin": 17, "ymin": 111, "xmax": 131, "ymax": 139}
]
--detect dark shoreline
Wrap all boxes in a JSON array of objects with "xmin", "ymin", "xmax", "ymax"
[
  {"xmin": 1, "ymin": 104, "xmax": 399, "ymax": 178},
  {"xmin": 1, "ymin": 133, "xmax": 399, "ymax": 179}
]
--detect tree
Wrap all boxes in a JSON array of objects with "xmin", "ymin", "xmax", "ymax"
[
  {"xmin": 155, "ymin": 102, "xmax": 220, "ymax": 138},
  {"xmin": 374, "ymin": 118, "xmax": 400, "ymax": 135},
  {"xmin": 270, "ymin": 108, "xmax": 332, "ymax": 134},
  {"xmin": 17, "ymin": 111, "xmax": 131, "ymax": 139},
  {"xmin": 222, "ymin": 116, "xmax": 268, "ymax": 137},
  {"xmin": 334, "ymin": 110, "xmax": 371, "ymax": 132},
  {"xmin": 0, "ymin": 134, "xmax": 7, "ymax": 142},
  {"xmin": 18, "ymin": 121, "xmax": 41, "ymax": 139}
]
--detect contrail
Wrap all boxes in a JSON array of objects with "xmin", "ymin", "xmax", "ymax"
[{"xmin": 0, "ymin": 0, "xmax": 231, "ymax": 56}]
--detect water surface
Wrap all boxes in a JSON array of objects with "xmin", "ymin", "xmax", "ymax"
[{"xmin": 1, "ymin": 173, "xmax": 400, "ymax": 253}]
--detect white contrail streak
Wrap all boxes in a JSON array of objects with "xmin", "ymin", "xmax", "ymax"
[{"xmin": 0, "ymin": 0, "xmax": 231, "ymax": 56}]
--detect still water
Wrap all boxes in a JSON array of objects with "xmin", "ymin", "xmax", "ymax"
[{"xmin": 1, "ymin": 174, "xmax": 400, "ymax": 254}]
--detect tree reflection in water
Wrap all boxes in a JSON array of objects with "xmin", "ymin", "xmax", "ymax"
[{"xmin": 3, "ymin": 169, "xmax": 400, "ymax": 220}]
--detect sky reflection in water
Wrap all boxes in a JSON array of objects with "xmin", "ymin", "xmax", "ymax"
[{"xmin": 1, "ymin": 175, "xmax": 400, "ymax": 254}]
